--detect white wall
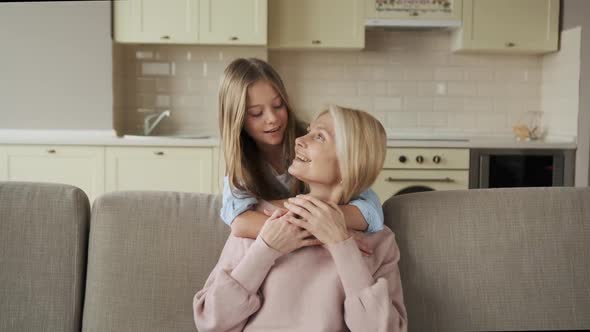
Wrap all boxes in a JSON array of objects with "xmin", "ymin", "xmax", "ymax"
[{"xmin": 0, "ymin": 1, "xmax": 112, "ymax": 130}]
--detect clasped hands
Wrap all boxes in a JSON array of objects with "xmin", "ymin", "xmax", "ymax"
[{"xmin": 258, "ymin": 195, "xmax": 369, "ymax": 256}]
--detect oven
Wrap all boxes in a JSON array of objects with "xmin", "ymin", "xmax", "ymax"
[{"xmin": 373, "ymin": 148, "xmax": 470, "ymax": 203}]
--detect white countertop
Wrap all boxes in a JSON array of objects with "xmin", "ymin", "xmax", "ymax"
[{"xmin": 0, "ymin": 129, "xmax": 577, "ymax": 149}]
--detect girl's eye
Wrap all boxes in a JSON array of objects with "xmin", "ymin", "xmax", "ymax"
[
  {"xmin": 249, "ymin": 111, "xmax": 262, "ymax": 117},
  {"xmin": 272, "ymin": 101, "xmax": 284, "ymax": 109}
]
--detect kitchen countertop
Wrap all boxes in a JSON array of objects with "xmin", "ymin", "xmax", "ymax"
[{"xmin": 0, "ymin": 129, "xmax": 578, "ymax": 149}]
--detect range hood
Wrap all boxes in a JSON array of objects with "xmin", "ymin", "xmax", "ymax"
[{"xmin": 365, "ymin": 18, "xmax": 461, "ymax": 28}]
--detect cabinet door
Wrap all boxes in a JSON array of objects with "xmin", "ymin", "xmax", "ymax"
[
  {"xmin": 105, "ymin": 147, "xmax": 213, "ymax": 194},
  {"xmin": 365, "ymin": 0, "xmax": 462, "ymax": 20},
  {"xmin": 114, "ymin": 0, "xmax": 199, "ymax": 44},
  {"xmin": 0, "ymin": 145, "xmax": 105, "ymax": 203},
  {"xmin": 452, "ymin": 0, "xmax": 559, "ymax": 54},
  {"xmin": 199, "ymin": 0, "xmax": 267, "ymax": 45},
  {"xmin": 268, "ymin": 0, "xmax": 364, "ymax": 49}
]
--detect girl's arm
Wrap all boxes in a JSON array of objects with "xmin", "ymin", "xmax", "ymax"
[{"xmin": 346, "ymin": 188, "xmax": 384, "ymax": 233}]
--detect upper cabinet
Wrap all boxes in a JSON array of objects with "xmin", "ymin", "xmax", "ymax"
[
  {"xmin": 451, "ymin": 0, "xmax": 559, "ymax": 54},
  {"xmin": 114, "ymin": 0, "xmax": 198, "ymax": 44},
  {"xmin": 113, "ymin": 0, "xmax": 267, "ymax": 45},
  {"xmin": 365, "ymin": 0, "xmax": 462, "ymax": 21},
  {"xmin": 199, "ymin": 0, "xmax": 266, "ymax": 45},
  {"xmin": 268, "ymin": 0, "xmax": 365, "ymax": 49}
]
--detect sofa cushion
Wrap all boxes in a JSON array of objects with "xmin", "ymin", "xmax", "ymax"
[
  {"xmin": 82, "ymin": 191, "xmax": 228, "ymax": 332},
  {"xmin": 0, "ymin": 181, "xmax": 89, "ymax": 332},
  {"xmin": 384, "ymin": 187, "xmax": 590, "ymax": 332}
]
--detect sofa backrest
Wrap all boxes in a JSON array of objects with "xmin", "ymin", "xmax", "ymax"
[
  {"xmin": 0, "ymin": 182, "xmax": 90, "ymax": 332},
  {"xmin": 384, "ymin": 187, "xmax": 590, "ymax": 332},
  {"xmin": 82, "ymin": 191, "xmax": 229, "ymax": 332}
]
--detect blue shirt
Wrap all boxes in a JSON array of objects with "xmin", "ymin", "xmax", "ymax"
[{"xmin": 220, "ymin": 175, "xmax": 384, "ymax": 233}]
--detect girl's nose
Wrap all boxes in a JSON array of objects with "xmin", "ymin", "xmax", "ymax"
[{"xmin": 264, "ymin": 108, "xmax": 278, "ymax": 124}]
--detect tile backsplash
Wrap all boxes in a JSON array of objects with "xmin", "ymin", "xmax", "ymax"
[
  {"xmin": 114, "ymin": 29, "xmax": 577, "ymax": 138},
  {"xmin": 113, "ymin": 45, "xmax": 266, "ymax": 136},
  {"xmin": 270, "ymin": 29, "xmax": 542, "ymax": 136}
]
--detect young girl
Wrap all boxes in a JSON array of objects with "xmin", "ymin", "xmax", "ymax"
[{"xmin": 218, "ymin": 58, "xmax": 383, "ymax": 238}]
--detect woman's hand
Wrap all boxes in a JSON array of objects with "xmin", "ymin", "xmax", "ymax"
[
  {"xmin": 259, "ymin": 209, "xmax": 322, "ymax": 254},
  {"xmin": 283, "ymin": 195, "xmax": 350, "ymax": 245}
]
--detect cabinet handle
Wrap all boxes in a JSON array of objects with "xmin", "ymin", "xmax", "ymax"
[
  {"xmin": 311, "ymin": 40, "xmax": 321, "ymax": 45},
  {"xmin": 229, "ymin": 36, "xmax": 238, "ymax": 41},
  {"xmin": 161, "ymin": 35, "xmax": 171, "ymax": 40},
  {"xmin": 505, "ymin": 42, "xmax": 516, "ymax": 47},
  {"xmin": 47, "ymin": 149, "xmax": 56, "ymax": 154},
  {"xmin": 154, "ymin": 151, "xmax": 164, "ymax": 156},
  {"xmin": 409, "ymin": 11, "xmax": 419, "ymax": 16},
  {"xmin": 385, "ymin": 177, "xmax": 454, "ymax": 183}
]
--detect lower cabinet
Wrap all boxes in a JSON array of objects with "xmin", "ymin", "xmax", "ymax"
[
  {"xmin": 0, "ymin": 145, "xmax": 105, "ymax": 203},
  {"xmin": 105, "ymin": 146, "xmax": 215, "ymax": 194}
]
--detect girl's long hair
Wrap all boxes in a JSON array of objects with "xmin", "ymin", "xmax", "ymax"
[{"xmin": 219, "ymin": 58, "xmax": 306, "ymax": 199}]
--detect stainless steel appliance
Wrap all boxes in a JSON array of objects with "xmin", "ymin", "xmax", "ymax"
[{"xmin": 469, "ymin": 149, "xmax": 575, "ymax": 188}]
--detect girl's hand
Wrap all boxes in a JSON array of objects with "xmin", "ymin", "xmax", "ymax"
[
  {"xmin": 283, "ymin": 195, "xmax": 350, "ymax": 245},
  {"xmin": 260, "ymin": 209, "xmax": 322, "ymax": 254},
  {"xmin": 255, "ymin": 199, "xmax": 284, "ymax": 216}
]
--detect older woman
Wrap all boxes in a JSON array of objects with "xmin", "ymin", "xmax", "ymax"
[{"xmin": 194, "ymin": 105, "xmax": 407, "ymax": 332}]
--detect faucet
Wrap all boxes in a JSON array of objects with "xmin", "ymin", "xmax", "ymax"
[{"xmin": 143, "ymin": 110, "xmax": 171, "ymax": 136}]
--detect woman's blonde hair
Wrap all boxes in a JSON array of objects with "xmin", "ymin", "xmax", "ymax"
[
  {"xmin": 219, "ymin": 58, "xmax": 306, "ymax": 199},
  {"xmin": 322, "ymin": 105, "xmax": 387, "ymax": 204}
]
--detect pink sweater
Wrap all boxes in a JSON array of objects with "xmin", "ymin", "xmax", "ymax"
[{"xmin": 193, "ymin": 227, "xmax": 407, "ymax": 331}]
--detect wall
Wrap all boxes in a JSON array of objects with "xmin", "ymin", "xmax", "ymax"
[
  {"xmin": 113, "ymin": 45, "xmax": 266, "ymax": 136},
  {"xmin": 562, "ymin": 0, "xmax": 590, "ymax": 187},
  {"xmin": 0, "ymin": 1, "xmax": 112, "ymax": 130},
  {"xmin": 270, "ymin": 29, "xmax": 542, "ymax": 136}
]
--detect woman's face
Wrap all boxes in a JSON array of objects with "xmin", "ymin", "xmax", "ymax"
[
  {"xmin": 288, "ymin": 113, "xmax": 341, "ymax": 186},
  {"xmin": 243, "ymin": 80, "xmax": 288, "ymax": 148}
]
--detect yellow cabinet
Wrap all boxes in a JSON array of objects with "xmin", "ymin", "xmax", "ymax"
[
  {"xmin": 365, "ymin": 0, "xmax": 462, "ymax": 22},
  {"xmin": 114, "ymin": 0, "xmax": 267, "ymax": 45},
  {"xmin": 199, "ymin": 0, "xmax": 267, "ymax": 45},
  {"xmin": 452, "ymin": 0, "xmax": 559, "ymax": 54},
  {"xmin": 0, "ymin": 145, "xmax": 105, "ymax": 203},
  {"xmin": 105, "ymin": 146, "xmax": 214, "ymax": 194},
  {"xmin": 114, "ymin": 0, "xmax": 199, "ymax": 44},
  {"xmin": 268, "ymin": 0, "xmax": 365, "ymax": 49}
]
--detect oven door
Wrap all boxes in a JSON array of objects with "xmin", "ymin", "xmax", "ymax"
[{"xmin": 373, "ymin": 169, "xmax": 469, "ymax": 203}]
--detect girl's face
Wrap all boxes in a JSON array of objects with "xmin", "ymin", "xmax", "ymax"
[
  {"xmin": 288, "ymin": 113, "xmax": 341, "ymax": 186},
  {"xmin": 243, "ymin": 80, "xmax": 288, "ymax": 148}
]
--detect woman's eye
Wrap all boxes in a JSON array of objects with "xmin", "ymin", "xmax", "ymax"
[
  {"xmin": 306, "ymin": 126, "xmax": 311, "ymax": 132},
  {"xmin": 315, "ymin": 134, "xmax": 325, "ymax": 142}
]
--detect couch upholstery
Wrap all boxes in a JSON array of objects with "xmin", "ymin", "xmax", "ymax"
[
  {"xmin": 1, "ymin": 181, "xmax": 589, "ymax": 332},
  {"xmin": 384, "ymin": 187, "xmax": 590, "ymax": 331},
  {"xmin": 0, "ymin": 182, "xmax": 89, "ymax": 332}
]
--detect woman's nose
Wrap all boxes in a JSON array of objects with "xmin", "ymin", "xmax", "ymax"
[{"xmin": 295, "ymin": 136, "xmax": 304, "ymax": 147}]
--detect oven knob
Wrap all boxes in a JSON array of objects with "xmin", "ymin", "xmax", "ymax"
[
  {"xmin": 433, "ymin": 155, "xmax": 442, "ymax": 164},
  {"xmin": 416, "ymin": 155, "xmax": 424, "ymax": 164},
  {"xmin": 399, "ymin": 155, "xmax": 407, "ymax": 163}
]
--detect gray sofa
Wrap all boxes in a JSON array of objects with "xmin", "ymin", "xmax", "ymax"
[{"xmin": 1, "ymin": 181, "xmax": 589, "ymax": 331}]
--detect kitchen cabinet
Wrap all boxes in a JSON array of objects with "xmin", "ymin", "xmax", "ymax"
[
  {"xmin": 365, "ymin": 0, "xmax": 462, "ymax": 22},
  {"xmin": 199, "ymin": 0, "xmax": 267, "ymax": 45},
  {"xmin": 113, "ymin": 0, "xmax": 267, "ymax": 45},
  {"xmin": 268, "ymin": 0, "xmax": 364, "ymax": 49},
  {"xmin": 105, "ymin": 146, "xmax": 214, "ymax": 194},
  {"xmin": 451, "ymin": 0, "xmax": 559, "ymax": 54},
  {"xmin": 0, "ymin": 145, "xmax": 105, "ymax": 203},
  {"xmin": 114, "ymin": 0, "xmax": 199, "ymax": 44}
]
